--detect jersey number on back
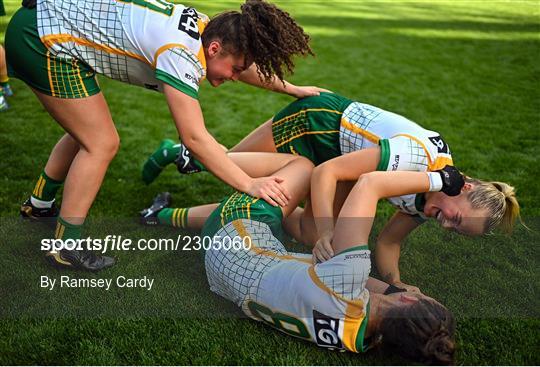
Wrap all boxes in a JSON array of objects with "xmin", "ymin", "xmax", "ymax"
[
  {"xmin": 428, "ymin": 135, "xmax": 450, "ymax": 154},
  {"xmin": 178, "ymin": 7, "xmax": 200, "ymax": 40},
  {"xmin": 248, "ymin": 301, "xmax": 311, "ymax": 339}
]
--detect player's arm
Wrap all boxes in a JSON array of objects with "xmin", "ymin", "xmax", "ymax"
[
  {"xmin": 311, "ymin": 148, "xmax": 381, "ymax": 259},
  {"xmin": 375, "ymin": 211, "xmax": 422, "ymax": 293},
  {"xmin": 238, "ymin": 63, "xmax": 329, "ymax": 98},
  {"xmin": 332, "ymin": 167, "xmax": 463, "ymax": 255},
  {"xmin": 164, "ymin": 84, "xmax": 290, "ymax": 206}
]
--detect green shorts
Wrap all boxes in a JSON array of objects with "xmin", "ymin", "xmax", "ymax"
[
  {"xmin": 202, "ymin": 192, "xmax": 285, "ymax": 243},
  {"xmin": 272, "ymin": 92, "xmax": 353, "ymax": 165},
  {"xmin": 5, "ymin": 7, "xmax": 100, "ymax": 98},
  {"xmin": 0, "ymin": 0, "xmax": 6, "ymax": 16}
]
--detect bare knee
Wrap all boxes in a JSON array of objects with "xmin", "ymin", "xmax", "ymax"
[{"xmin": 82, "ymin": 131, "xmax": 120, "ymax": 160}]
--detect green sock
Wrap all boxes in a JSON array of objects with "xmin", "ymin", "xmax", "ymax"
[
  {"xmin": 142, "ymin": 139, "xmax": 180, "ymax": 184},
  {"xmin": 192, "ymin": 157, "xmax": 206, "ymax": 172},
  {"xmin": 55, "ymin": 216, "xmax": 82, "ymax": 241},
  {"xmin": 31, "ymin": 170, "xmax": 63, "ymax": 202},
  {"xmin": 158, "ymin": 208, "xmax": 189, "ymax": 228}
]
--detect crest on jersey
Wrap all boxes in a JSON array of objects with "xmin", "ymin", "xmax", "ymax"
[{"xmin": 313, "ymin": 310, "xmax": 343, "ymax": 349}]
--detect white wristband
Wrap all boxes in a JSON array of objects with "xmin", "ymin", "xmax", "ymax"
[{"xmin": 427, "ymin": 172, "xmax": 443, "ymax": 192}]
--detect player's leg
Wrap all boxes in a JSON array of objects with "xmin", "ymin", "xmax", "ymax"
[
  {"xmin": 229, "ymin": 118, "xmax": 276, "ymax": 152},
  {"xmin": 43, "ymin": 133, "xmax": 81, "ymax": 179},
  {"xmin": 142, "ymin": 118, "xmax": 276, "ymax": 184},
  {"xmin": 21, "ymin": 132, "xmax": 80, "ymax": 221},
  {"xmin": 33, "ymin": 90, "xmax": 118, "ymax": 270},
  {"xmin": 283, "ymin": 181, "xmax": 355, "ymax": 245},
  {"xmin": 142, "ymin": 152, "xmax": 310, "ymax": 230}
]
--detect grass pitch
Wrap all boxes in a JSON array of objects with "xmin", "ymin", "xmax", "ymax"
[{"xmin": 1, "ymin": 0, "xmax": 539, "ymax": 365}]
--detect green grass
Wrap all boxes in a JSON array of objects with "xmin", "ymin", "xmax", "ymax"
[{"xmin": 1, "ymin": 0, "xmax": 539, "ymax": 365}]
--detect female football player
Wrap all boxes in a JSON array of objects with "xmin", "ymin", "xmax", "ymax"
[
  {"xmin": 143, "ymin": 92, "xmax": 520, "ymax": 290},
  {"xmin": 5, "ymin": 0, "xmax": 325, "ymax": 270},
  {"xmin": 141, "ymin": 152, "xmax": 457, "ymax": 364}
]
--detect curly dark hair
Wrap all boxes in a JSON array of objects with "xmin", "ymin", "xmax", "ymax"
[
  {"xmin": 202, "ymin": 0, "xmax": 313, "ymax": 83},
  {"xmin": 378, "ymin": 298, "xmax": 456, "ymax": 365}
]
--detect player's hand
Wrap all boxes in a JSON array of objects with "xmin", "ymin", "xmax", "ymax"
[
  {"xmin": 246, "ymin": 176, "xmax": 291, "ymax": 207},
  {"xmin": 437, "ymin": 165, "xmax": 465, "ymax": 196},
  {"xmin": 393, "ymin": 281, "xmax": 422, "ymax": 294},
  {"xmin": 288, "ymin": 86, "xmax": 332, "ymax": 99},
  {"xmin": 312, "ymin": 231, "xmax": 334, "ymax": 264}
]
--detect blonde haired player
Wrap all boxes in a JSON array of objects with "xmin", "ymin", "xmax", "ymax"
[{"xmin": 143, "ymin": 92, "xmax": 520, "ymax": 290}]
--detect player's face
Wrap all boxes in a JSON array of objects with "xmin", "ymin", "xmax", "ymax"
[
  {"xmin": 424, "ymin": 188, "xmax": 489, "ymax": 236},
  {"xmin": 205, "ymin": 41, "xmax": 250, "ymax": 87}
]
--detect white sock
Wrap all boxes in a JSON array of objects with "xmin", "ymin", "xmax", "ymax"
[{"xmin": 30, "ymin": 196, "xmax": 55, "ymax": 209}]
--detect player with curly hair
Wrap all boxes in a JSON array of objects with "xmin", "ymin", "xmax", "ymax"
[{"xmin": 5, "ymin": 0, "xmax": 325, "ymax": 271}]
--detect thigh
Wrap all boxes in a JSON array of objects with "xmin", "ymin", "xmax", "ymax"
[
  {"xmin": 231, "ymin": 118, "xmax": 276, "ymax": 153},
  {"xmin": 32, "ymin": 89, "xmax": 118, "ymax": 152}
]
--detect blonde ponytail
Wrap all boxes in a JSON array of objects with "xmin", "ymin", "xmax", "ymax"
[{"xmin": 466, "ymin": 179, "xmax": 521, "ymax": 234}]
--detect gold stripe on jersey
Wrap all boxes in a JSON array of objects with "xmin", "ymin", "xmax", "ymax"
[
  {"xmin": 340, "ymin": 118, "xmax": 380, "ymax": 144},
  {"xmin": 343, "ymin": 302, "xmax": 367, "ymax": 352},
  {"xmin": 41, "ymin": 34, "xmax": 150, "ymax": 66},
  {"xmin": 232, "ymin": 220, "xmax": 311, "ymax": 264},
  {"xmin": 307, "ymin": 266, "xmax": 366, "ymax": 306},
  {"xmin": 75, "ymin": 59, "xmax": 89, "ymax": 97},
  {"xmin": 153, "ymin": 43, "xmax": 194, "ymax": 68},
  {"xmin": 275, "ymin": 130, "xmax": 340, "ymax": 149},
  {"xmin": 46, "ymin": 50, "xmax": 55, "ymax": 97},
  {"xmin": 393, "ymin": 133, "xmax": 454, "ymax": 171},
  {"xmin": 273, "ymin": 108, "xmax": 341, "ymax": 127}
]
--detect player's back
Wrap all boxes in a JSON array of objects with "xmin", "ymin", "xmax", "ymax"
[{"xmin": 37, "ymin": 0, "xmax": 207, "ymax": 91}]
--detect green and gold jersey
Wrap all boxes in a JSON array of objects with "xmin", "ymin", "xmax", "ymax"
[
  {"xmin": 37, "ymin": 0, "xmax": 208, "ymax": 98},
  {"xmin": 203, "ymin": 192, "xmax": 372, "ymax": 353}
]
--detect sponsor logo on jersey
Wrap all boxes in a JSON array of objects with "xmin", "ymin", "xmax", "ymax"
[
  {"xmin": 344, "ymin": 252, "xmax": 370, "ymax": 260},
  {"xmin": 313, "ymin": 310, "xmax": 343, "ymax": 349},
  {"xmin": 184, "ymin": 73, "xmax": 197, "ymax": 84},
  {"xmin": 391, "ymin": 155, "xmax": 400, "ymax": 171}
]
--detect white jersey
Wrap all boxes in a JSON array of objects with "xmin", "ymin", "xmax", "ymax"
[
  {"xmin": 340, "ymin": 101, "xmax": 453, "ymax": 217},
  {"xmin": 37, "ymin": 0, "xmax": 208, "ymax": 97},
  {"xmin": 206, "ymin": 219, "xmax": 372, "ymax": 353},
  {"xmin": 387, "ymin": 193, "xmax": 428, "ymax": 221}
]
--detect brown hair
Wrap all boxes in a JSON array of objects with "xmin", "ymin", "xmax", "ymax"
[
  {"xmin": 378, "ymin": 299, "xmax": 456, "ymax": 365},
  {"xmin": 202, "ymin": 0, "xmax": 313, "ymax": 82},
  {"xmin": 465, "ymin": 178, "xmax": 520, "ymax": 234}
]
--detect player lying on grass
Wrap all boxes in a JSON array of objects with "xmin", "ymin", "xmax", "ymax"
[
  {"xmin": 7, "ymin": 0, "xmax": 325, "ymax": 271},
  {"xmin": 142, "ymin": 92, "xmax": 520, "ymax": 291},
  {"xmin": 141, "ymin": 153, "xmax": 458, "ymax": 364}
]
